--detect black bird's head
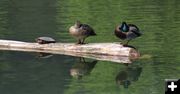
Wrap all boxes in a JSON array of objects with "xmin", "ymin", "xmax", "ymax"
[{"xmin": 119, "ymin": 22, "xmax": 129, "ymax": 32}]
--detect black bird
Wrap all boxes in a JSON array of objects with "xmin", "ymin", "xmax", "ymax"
[{"xmin": 115, "ymin": 22, "xmax": 142, "ymax": 46}]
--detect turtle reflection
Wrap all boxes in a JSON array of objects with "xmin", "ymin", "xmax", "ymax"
[
  {"xmin": 115, "ymin": 64, "xmax": 142, "ymax": 88},
  {"xmin": 37, "ymin": 52, "xmax": 53, "ymax": 58},
  {"xmin": 70, "ymin": 58, "xmax": 98, "ymax": 79}
]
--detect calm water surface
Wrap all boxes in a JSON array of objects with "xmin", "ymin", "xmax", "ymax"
[{"xmin": 0, "ymin": 0, "xmax": 180, "ymax": 94}]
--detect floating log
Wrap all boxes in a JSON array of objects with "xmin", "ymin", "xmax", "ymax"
[{"xmin": 0, "ymin": 39, "xmax": 140, "ymax": 63}]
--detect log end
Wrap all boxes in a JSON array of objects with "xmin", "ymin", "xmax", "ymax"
[{"xmin": 129, "ymin": 48, "xmax": 140, "ymax": 59}]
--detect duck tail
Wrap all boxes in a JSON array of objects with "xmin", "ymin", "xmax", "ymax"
[
  {"xmin": 90, "ymin": 31, "xmax": 97, "ymax": 36},
  {"xmin": 138, "ymin": 32, "xmax": 142, "ymax": 36},
  {"xmin": 137, "ymin": 32, "xmax": 142, "ymax": 37}
]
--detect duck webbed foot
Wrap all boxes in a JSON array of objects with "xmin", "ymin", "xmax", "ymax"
[
  {"xmin": 120, "ymin": 41, "xmax": 127, "ymax": 46},
  {"xmin": 122, "ymin": 40, "xmax": 131, "ymax": 46},
  {"xmin": 75, "ymin": 39, "xmax": 87, "ymax": 45},
  {"xmin": 75, "ymin": 39, "xmax": 81, "ymax": 45},
  {"xmin": 80, "ymin": 38, "xmax": 86, "ymax": 44},
  {"xmin": 121, "ymin": 43, "xmax": 129, "ymax": 47},
  {"xmin": 120, "ymin": 42, "xmax": 124, "ymax": 45}
]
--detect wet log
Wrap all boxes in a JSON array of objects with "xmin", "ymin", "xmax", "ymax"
[{"xmin": 0, "ymin": 39, "xmax": 140, "ymax": 63}]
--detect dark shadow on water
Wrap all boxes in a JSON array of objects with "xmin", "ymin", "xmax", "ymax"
[
  {"xmin": 5, "ymin": 0, "xmax": 59, "ymax": 42},
  {"xmin": 0, "ymin": 51, "xmax": 75, "ymax": 94}
]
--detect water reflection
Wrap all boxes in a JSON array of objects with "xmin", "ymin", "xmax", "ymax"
[
  {"xmin": 36, "ymin": 52, "xmax": 53, "ymax": 58},
  {"xmin": 70, "ymin": 57, "xmax": 98, "ymax": 79},
  {"xmin": 1, "ymin": 0, "xmax": 180, "ymax": 93},
  {"xmin": 115, "ymin": 64, "xmax": 142, "ymax": 88}
]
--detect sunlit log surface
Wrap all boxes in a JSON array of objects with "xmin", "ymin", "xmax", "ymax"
[{"xmin": 0, "ymin": 39, "xmax": 140, "ymax": 63}]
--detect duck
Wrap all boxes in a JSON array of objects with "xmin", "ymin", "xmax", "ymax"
[
  {"xmin": 115, "ymin": 22, "xmax": 142, "ymax": 46},
  {"xmin": 69, "ymin": 21, "xmax": 96, "ymax": 44}
]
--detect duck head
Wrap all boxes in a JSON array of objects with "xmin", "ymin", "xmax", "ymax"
[
  {"xmin": 123, "ymin": 80, "xmax": 131, "ymax": 88},
  {"xmin": 75, "ymin": 21, "xmax": 81, "ymax": 28},
  {"xmin": 119, "ymin": 22, "xmax": 129, "ymax": 32}
]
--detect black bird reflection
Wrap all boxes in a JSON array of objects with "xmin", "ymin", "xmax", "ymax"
[
  {"xmin": 115, "ymin": 64, "xmax": 142, "ymax": 88},
  {"xmin": 70, "ymin": 57, "xmax": 98, "ymax": 79}
]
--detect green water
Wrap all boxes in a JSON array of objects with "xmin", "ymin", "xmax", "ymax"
[{"xmin": 0, "ymin": 0, "xmax": 180, "ymax": 94}]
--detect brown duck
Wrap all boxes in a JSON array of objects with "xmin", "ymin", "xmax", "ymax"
[{"xmin": 69, "ymin": 21, "xmax": 96, "ymax": 44}]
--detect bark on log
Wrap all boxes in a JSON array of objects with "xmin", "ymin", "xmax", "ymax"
[{"xmin": 0, "ymin": 39, "xmax": 140, "ymax": 63}]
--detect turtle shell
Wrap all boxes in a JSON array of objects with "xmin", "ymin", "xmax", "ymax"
[{"xmin": 36, "ymin": 37, "xmax": 56, "ymax": 44}]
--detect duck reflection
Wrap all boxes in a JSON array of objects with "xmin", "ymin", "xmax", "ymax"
[
  {"xmin": 115, "ymin": 64, "xmax": 142, "ymax": 88},
  {"xmin": 36, "ymin": 52, "xmax": 53, "ymax": 58},
  {"xmin": 70, "ymin": 57, "xmax": 98, "ymax": 79}
]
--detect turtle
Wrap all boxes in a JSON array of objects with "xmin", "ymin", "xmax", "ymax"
[{"xmin": 35, "ymin": 37, "xmax": 56, "ymax": 44}]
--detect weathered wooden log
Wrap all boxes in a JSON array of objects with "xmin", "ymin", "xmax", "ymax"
[{"xmin": 0, "ymin": 39, "xmax": 140, "ymax": 63}]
